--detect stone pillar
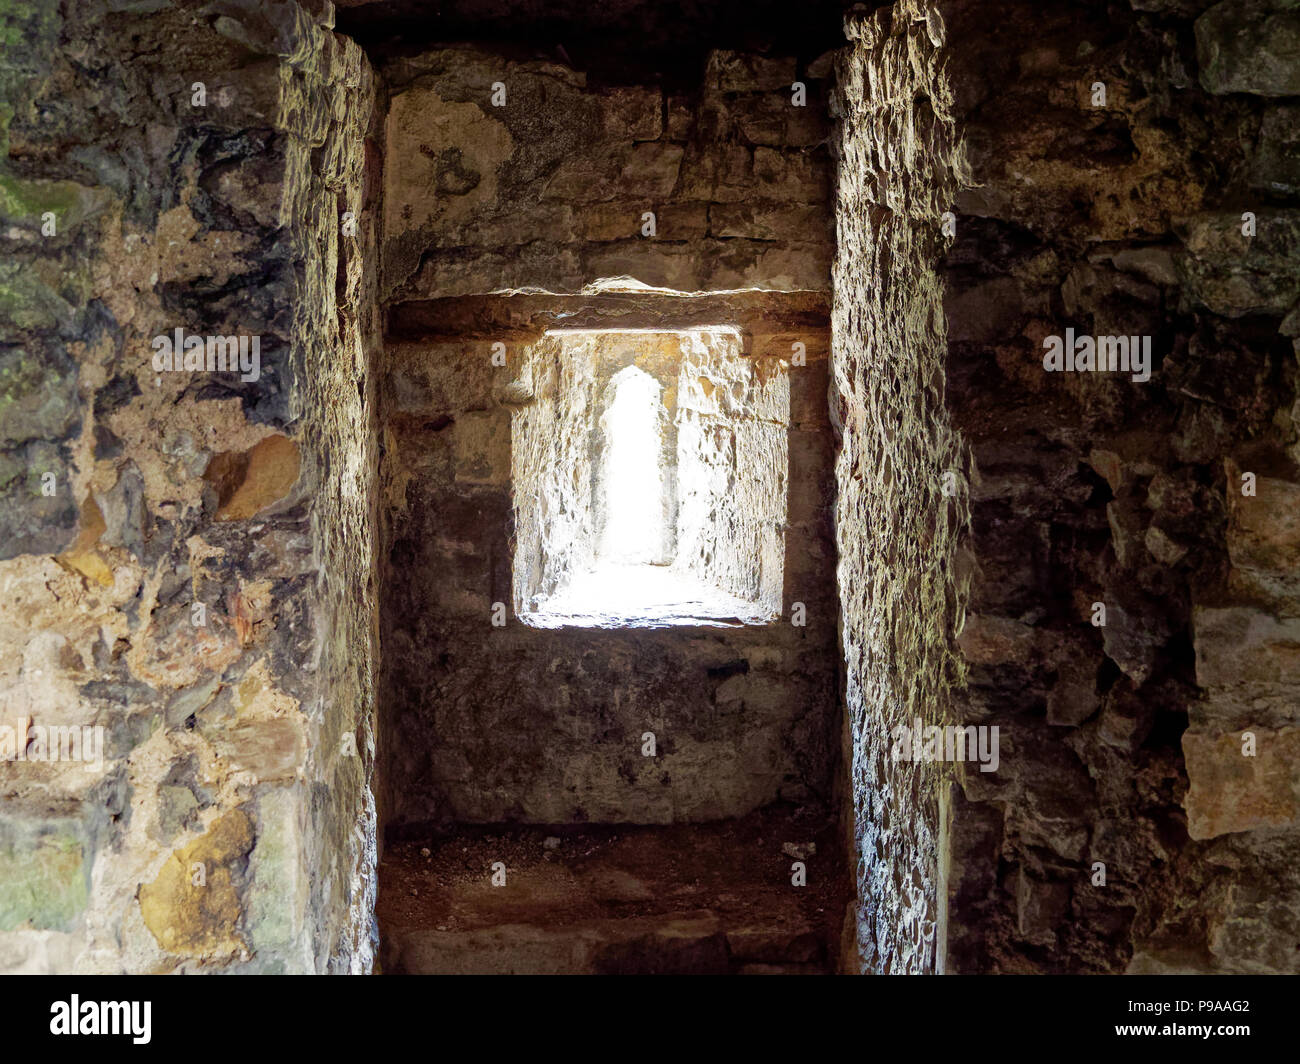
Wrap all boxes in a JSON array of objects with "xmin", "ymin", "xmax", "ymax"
[
  {"xmin": 831, "ymin": 0, "xmax": 971, "ymax": 973},
  {"xmin": 0, "ymin": 0, "xmax": 381, "ymax": 973}
]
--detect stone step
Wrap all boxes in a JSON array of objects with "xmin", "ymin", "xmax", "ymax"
[{"xmin": 383, "ymin": 912, "xmax": 828, "ymax": 975}]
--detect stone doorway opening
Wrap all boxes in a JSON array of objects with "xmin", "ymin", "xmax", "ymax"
[{"xmin": 364, "ymin": 0, "xmax": 852, "ymax": 973}]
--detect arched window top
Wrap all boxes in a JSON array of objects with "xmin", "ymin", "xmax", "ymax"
[{"xmin": 599, "ymin": 366, "xmax": 666, "ymax": 566}]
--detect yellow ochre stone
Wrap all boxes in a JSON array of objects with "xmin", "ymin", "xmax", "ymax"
[
  {"xmin": 55, "ymin": 495, "xmax": 113, "ymax": 588},
  {"xmin": 206, "ymin": 434, "xmax": 301, "ymax": 521},
  {"xmin": 139, "ymin": 809, "xmax": 254, "ymax": 959}
]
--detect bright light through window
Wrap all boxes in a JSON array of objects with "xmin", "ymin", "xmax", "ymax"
[
  {"xmin": 512, "ymin": 328, "xmax": 788, "ymax": 629},
  {"xmin": 598, "ymin": 367, "xmax": 664, "ymax": 566}
]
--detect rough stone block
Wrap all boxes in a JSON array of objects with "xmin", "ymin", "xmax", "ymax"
[
  {"xmin": 0, "ymin": 265, "xmax": 77, "ymax": 344},
  {"xmin": 709, "ymin": 202, "xmax": 829, "ymax": 242},
  {"xmin": 666, "ymin": 95, "xmax": 694, "ymax": 140},
  {"xmin": 138, "ymin": 809, "xmax": 254, "ymax": 959},
  {"xmin": 1176, "ymin": 210, "xmax": 1300, "ymax": 317},
  {"xmin": 213, "ymin": 718, "xmax": 305, "ymax": 781},
  {"xmin": 707, "ymin": 51, "xmax": 798, "ymax": 92},
  {"xmin": 580, "ymin": 202, "xmax": 647, "ymax": 242},
  {"xmin": 1251, "ymin": 104, "xmax": 1300, "ymax": 194},
  {"xmin": 205, "ymin": 434, "xmax": 302, "ymax": 521},
  {"xmin": 1210, "ymin": 876, "xmax": 1300, "ymax": 974},
  {"xmin": 388, "ymin": 342, "xmax": 499, "ymax": 414},
  {"xmin": 0, "ymin": 441, "xmax": 80, "ymax": 560},
  {"xmin": 1193, "ymin": 607, "xmax": 1300, "ymax": 689},
  {"xmin": 0, "ymin": 346, "xmax": 78, "ymax": 446},
  {"xmin": 1046, "ymin": 658, "xmax": 1100, "ymax": 726},
  {"xmin": 655, "ymin": 202, "xmax": 710, "ymax": 241},
  {"xmin": 616, "ymin": 142, "xmax": 684, "ymax": 199},
  {"xmin": 752, "ymin": 146, "xmax": 831, "ymax": 202},
  {"xmin": 383, "ymin": 85, "xmax": 515, "ymax": 289},
  {"xmin": 581, "ymin": 242, "xmax": 703, "ymax": 292},
  {"xmin": 1183, "ymin": 727, "xmax": 1300, "ymax": 839},
  {"xmin": 1100, "ymin": 592, "xmax": 1168, "ymax": 687},
  {"xmin": 1145, "ymin": 525, "xmax": 1189, "ymax": 566},
  {"xmin": 734, "ymin": 95, "xmax": 829, "ymax": 147},
  {"xmin": 957, "ymin": 614, "xmax": 1038, "ymax": 666},
  {"xmin": 453, "ymin": 412, "xmax": 511, "ymax": 485},
  {"xmin": 243, "ymin": 787, "xmax": 311, "ymax": 972},
  {"xmin": 1015, "ymin": 869, "xmax": 1070, "ymax": 942},
  {"xmin": 1106, "ymin": 496, "xmax": 1148, "ymax": 568},
  {"xmin": 602, "ymin": 86, "xmax": 662, "ymax": 141},
  {"xmin": 1227, "ymin": 470, "xmax": 1300, "ymax": 574},
  {"xmin": 1196, "ymin": 0, "xmax": 1300, "ymax": 96},
  {"xmin": 944, "ymin": 277, "xmax": 1024, "ymax": 343}
]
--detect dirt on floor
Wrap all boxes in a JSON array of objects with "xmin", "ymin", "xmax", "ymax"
[{"xmin": 377, "ymin": 805, "xmax": 852, "ymax": 974}]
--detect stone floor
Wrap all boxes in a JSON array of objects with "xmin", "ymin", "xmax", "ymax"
[{"xmin": 377, "ymin": 806, "xmax": 849, "ymax": 974}]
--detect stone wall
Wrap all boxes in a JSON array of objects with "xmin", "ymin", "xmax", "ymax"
[
  {"xmin": 7, "ymin": 0, "xmax": 1293, "ymax": 978},
  {"xmin": 830, "ymin": 0, "xmax": 971, "ymax": 974},
  {"xmin": 0, "ymin": 0, "xmax": 381, "ymax": 973},
  {"xmin": 379, "ymin": 44, "xmax": 835, "ymax": 299},
  {"xmin": 510, "ymin": 331, "xmax": 600, "ymax": 613},
  {"xmin": 938, "ymin": 0, "xmax": 1300, "ymax": 973},
  {"xmin": 674, "ymin": 329, "xmax": 789, "ymax": 615},
  {"xmin": 374, "ymin": 41, "xmax": 843, "ymax": 840},
  {"xmin": 376, "ymin": 296, "xmax": 840, "ymax": 831}
]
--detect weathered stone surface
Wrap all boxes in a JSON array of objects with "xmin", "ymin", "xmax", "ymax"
[
  {"xmin": 1251, "ymin": 104, "xmax": 1300, "ymax": 194},
  {"xmin": 1226, "ymin": 470, "xmax": 1300, "ymax": 574},
  {"xmin": 0, "ymin": 440, "xmax": 80, "ymax": 560},
  {"xmin": 1183, "ymin": 728, "xmax": 1300, "ymax": 839},
  {"xmin": 833, "ymin": 0, "xmax": 969, "ymax": 975},
  {"xmin": 242, "ymin": 787, "xmax": 312, "ymax": 973},
  {"xmin": 945, "ymin": 278, "xmax": 1024, "ymax": 344},
  {"xmin": 1196, "ymin": 0, "xmax": 1300, "ymax": 97},
  {"xmin": 139, "ymin": 810, "xmax": 254, "ymax": 958},
  {"xmin": 709, "ymin": 202, "xmax": 828, "ymax": 243},
  {"xmin": 603, "ymin": 86, "xmax": 662, "ymax": 141},
  {"xmin": 1176, "ymin": 210, "xmax": 1300, "ymax": 317},
  {"xmin": 1144, "ymin": 524, "xmax": 1189, "ymax": 566},
  {"xmin": 957, "ymin": 614, "xmax": 1038, "ymax": 665},
  {"xmin": 380, "ymin": 44, "xmax": 832, "ymax": 299},
  {"xmin": 56, "ymin": 496, "xmax": 114, "ymax": 588},
  {"xmin": 0, "ymin": 346, "xmax": 79, "ymax": 446},
  {"xmin": 733, "ymin": 95, "xmax": 829, "ymax": 148},
  {"xmin": 0, "ymin": 0, "xmax": 382, "ymax": 976},
  {"xmin": 0, "ymin": 821, "xmax": 87, "ymax": 934},
  {"xmin": 707, "ymin": 51, "xmax": 798, "ymax": 92},
  {"xmin": 1107, "ymin": 496, "xmax": 1148, "ymax": 568},
  {"xmin": 1047, "ymin": 659, "xmax": 1100, "ymax": 726},
  {"xmin": 1015, "ymin": 869, "xmax": 1070, "ymax": 944},
  {"xmin": 1210, "ymin": 868, "xmax": 1300, "ymax": 973},
  {"xmin": 940, "ymin": 0, "xmax": 1300, "ymax": 974},
  {"xmin": 212, "ymin": 718, "xmax": 304, "ymax": 780},
  {"xmin": 1194, "ymin": 607, "xmax": 1300, "ymax": 689},
  {"xmin": 452, "ymin": 411, "xmax": 510, "ymax": 485},
  {"xmin": 205, "ymin": 434, "xmax": 302, "ymax": 521},
  {"xmin": 1100, "ymin": 594, "xmax": 1169, "ymax": 687},
  {"xmin": 1126, "ymin": 949, "xmax": 1220, "ymax": 974}
]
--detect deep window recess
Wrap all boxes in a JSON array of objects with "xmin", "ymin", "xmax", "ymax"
[{"xmin": 512, "ymin": 327, "xmax": 789, "ymax": 629}]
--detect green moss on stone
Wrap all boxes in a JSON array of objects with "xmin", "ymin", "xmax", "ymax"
[
  {"xmin": 0, "ymin": 834, "xmax": 88, "ymax": 932},
  {"xmin": 0, "ymin": 260, "xmax": 74, "ymax": 335},
  {"xmin": 0, "ymin": 172, "xmax": 79, "ymax": 220}
]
